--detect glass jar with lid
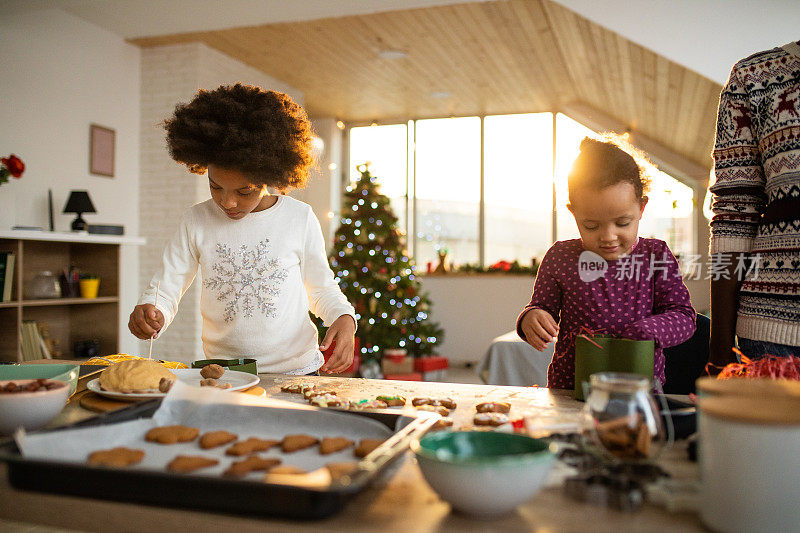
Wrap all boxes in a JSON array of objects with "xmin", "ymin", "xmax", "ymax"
[
  {"xmin": 581, "ymin": 372, "xmax": 667, "ymax": 462},
  {"xmin": 27, "ymin": 270, "xmax": 62, "ymax": 299}
]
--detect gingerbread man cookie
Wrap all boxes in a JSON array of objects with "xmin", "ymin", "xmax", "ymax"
[
  {"xmin": 167, "ymin": 455, "xmax": 219, "ymax": 473},
  {"xmin": 224, "ymin": 456, "xmax": 281, "ymax": 477},
  {"xmin": 87, "ymin": 447, "xmax": 145, "ymax": 467},
  {"xmin": 225, "ymin": 437, "xmax": 280, "ymax": 456},
  {"xmin": 199, "ymin": 430, "xmax": 238, "ymax": 449},
  {"xmin": 319, "ymin": 437, "xmax": 354, "ymax": 455},
  {"xmin": 475, "ymin": 401, "xmax": 511, "ymax": 414},
  {"xmin": 145, "ymin": 425, "xmax": 199, "ymax": 444}
]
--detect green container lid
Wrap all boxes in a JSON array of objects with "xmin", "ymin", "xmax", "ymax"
[{"xmin": 191, "ymin": 358, "xmax": 258, "ymax": 375}]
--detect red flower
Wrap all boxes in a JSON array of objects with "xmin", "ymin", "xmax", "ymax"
[
  {"xmin": 1, "ymin": 154, "xmax": 25, "ymax": 178},
  {"xmin": 490, "ymin": 260, "xmax": 512, "ymax": 271}
]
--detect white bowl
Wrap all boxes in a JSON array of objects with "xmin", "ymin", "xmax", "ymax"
[
  {"xmin": 0, "ymin": 379, "xmax": 70, "ymax": 436},
  {"xmin": 411, "ymin": 430, "xmax": 556, "ymax": 517}
]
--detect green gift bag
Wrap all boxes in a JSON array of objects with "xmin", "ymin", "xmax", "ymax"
[{"xmin": 574, "ymin": 334, "xmax": 654, "ymax": 400}]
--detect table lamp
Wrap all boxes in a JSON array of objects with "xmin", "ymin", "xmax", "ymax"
[{"xmin": 63, "ymin": 190, "xmax": 96, "ymax": 232}]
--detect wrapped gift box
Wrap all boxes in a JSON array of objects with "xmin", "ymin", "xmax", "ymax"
[
  {"xmin": 414, "ymin": 356, "xmax": 449, "ymax": 382},
  {"xmin": 381, "ymin": 348, "xmax": 413, "ymax": 374}
]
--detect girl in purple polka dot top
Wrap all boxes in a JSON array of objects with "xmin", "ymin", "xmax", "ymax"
[{"xmin": 517, "ymin": 138, "xmax": 696, "ymax": 389}]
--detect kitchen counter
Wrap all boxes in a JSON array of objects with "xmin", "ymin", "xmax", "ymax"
[{"xmin": 0, "ymin": 373, "xmax": 705, "ymax": 532}]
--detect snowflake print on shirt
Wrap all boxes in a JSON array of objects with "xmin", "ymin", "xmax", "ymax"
[{"xmin": 203, "ymin": 239, "xmax": 288, "ymax": 322}]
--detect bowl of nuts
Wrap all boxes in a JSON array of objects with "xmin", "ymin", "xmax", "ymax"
[{"xmin": 0, "ymin": 379, "xmax": 71, "ymax": 435}]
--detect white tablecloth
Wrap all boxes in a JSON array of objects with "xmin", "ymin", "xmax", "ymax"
[{"xmin": 477, "ymin": 330, "xmax": 552, "ymax": 387}]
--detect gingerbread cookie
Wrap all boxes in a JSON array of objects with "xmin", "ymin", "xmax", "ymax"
[
  {"xmin": 280, "ymin": 382, "xmax": 315, "ymax": 394},
  {"xmin": 319, "ymin": 437, "xmax": 354, "ymax": 455},
  {"xmin": 376, "ymin": 395, "xmax": 406, "ymax": 407},
  {"xmin": 199, "ymin": 363, "xmax": 225, "ymax": 379},
  {"xmin": 167, "ymin": 455, "xmax": 219, "ymax": 473},
  {"xmin": 475, "ymin": 401, "xmax": 511, "ymax": 414},
  {"xmin": 473, "ymin": 412, "xmax": 509, "ymax": 427},
  {"xmin": 225, "ymin": 437, "xmax": 280, "ymax": 456},
  {"xmin": 348, "ymin": 399, "xmax": 388, "ymax": 410},
  {"xmin": 309, "ymin": 394, "xmax": 346, "ymax": 408},
  {"xmin": 158, "ymin": 377, "xmax": 174, "ymax": 393},
  {"xmin": 354, "ymin": 438, "xmax": 385, "ymax": 458},
  {"xmin": 145, "ymin": 425, "xmax": 199, "ymax": 444},
  {"xmin": 304, "ymin": 388, "xmax": 336, "ymax": 400},
  {"xmin": 199, "ymin": 430, "xmax": 238, "ymax": 449},
  {"xmin": 223, "ymin": 456, "xmax": 281, "ymax": 477},
  {"xmin": 326, "ymin": 462, "xmax": 358, "ymax": 482},
  {"xmin": 412, "ymin": 397, "xmax": 457, "ymax": 410},
  {"xmin": 415, "ymin": 404, "xmax": 450, "ymax": 417},
  {"xmin": 281, "ymin": 434, "xmax": 319, "ymax": 453},
  {"xmin": 87, "ymin": 447, "xmax": 144, "ymax": 467},
  {"xmin": 431, "ymin": 418, "xmax": 455, "ymax": 431},
  {"xmin": 265, "ymin": 465, "xmax": 307, "ymax": 479}
]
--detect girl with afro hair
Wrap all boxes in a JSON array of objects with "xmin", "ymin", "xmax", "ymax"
[
  {"xmin": 516, "ymin": 136, "xmax": 695, "ymax": 389},
  {"xmin": 129, "ymin": 84, "xmax": 356, "ymax": 374}
]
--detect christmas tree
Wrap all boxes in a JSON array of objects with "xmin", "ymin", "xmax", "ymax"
[{"xmin": 329, "ymin": 164, "xmax": 443, "ymax": 366}]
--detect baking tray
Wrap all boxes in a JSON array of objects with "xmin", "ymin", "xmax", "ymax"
[{"xmin": 0, "ymin": 392, "xmax": 437, "ymax": 519}]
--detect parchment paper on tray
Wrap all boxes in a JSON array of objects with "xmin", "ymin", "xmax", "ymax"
[{"xmin": 16, "ymin": 381, "xmax": 393, "ymax": 482}]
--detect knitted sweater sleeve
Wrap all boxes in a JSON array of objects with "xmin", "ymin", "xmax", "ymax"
[
  {"xmin": 138, "ymin": 210, "xmax": 200, "ymax": 332},
  {"xmin": 516, "ymin": 245, "xmax": 563, "ymax": 341},
  {"xmin": 709, "ymin": 63, "xmax": 768, "ymax": 253},
  {"xmin": 620, "ymin": 243, "xmax": 696, "ymax": 348},
  {"xmin": 302, "ymin": 208, "xmax": 356, "ymax": 328}
]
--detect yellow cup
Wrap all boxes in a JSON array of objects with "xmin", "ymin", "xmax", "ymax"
[{"xmin": 79, "ymin": 278, "xmax": 100, "ymax": 298}]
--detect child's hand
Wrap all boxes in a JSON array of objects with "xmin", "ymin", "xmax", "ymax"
[
  {"xmin": 128, "ymin": 304, "xmax": 165, "ymax": 340},
  {"xmin": 520, "ymin": 309, "xmax": 559, "ymax": 351},
  {"xmin": 319, "ymin": 315, "xmax": 356, "ymax": 373}
]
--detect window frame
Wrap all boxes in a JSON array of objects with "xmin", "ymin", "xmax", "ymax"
[{"xmin": 345, "ymin": 112, "xmax": 699, "ymax": 267}]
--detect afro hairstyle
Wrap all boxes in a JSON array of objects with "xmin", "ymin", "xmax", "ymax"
[
  {"xmin": 164, "ymin": 83, "xmax": 315, "ymax": 190},
  {"xmin": 567, "ymin": 136, "xmax": 651, "ymax": 204}
]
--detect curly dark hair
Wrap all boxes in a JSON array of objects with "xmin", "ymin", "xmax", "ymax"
[
  {"xmin": 164, "ymin": 84, "xmax": 315, "ymax": 190},
  {"xmin": 568, "ymin": 136, "xmax": 651, "ymax": 203}
]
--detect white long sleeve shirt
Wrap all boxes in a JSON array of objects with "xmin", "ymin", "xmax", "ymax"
[{"xmin": 138, "ymin": 196, "xmax": 355, "ymax": 374}]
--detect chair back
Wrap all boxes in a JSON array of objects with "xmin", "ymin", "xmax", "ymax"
[{"xmin": 663, "ymin": 314, "xmax": 710, "ymax": 394}]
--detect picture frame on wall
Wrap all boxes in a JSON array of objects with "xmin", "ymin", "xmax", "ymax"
[{"xmin": 89, "ymin": 124, "xmax": 115, "ymax": 177}]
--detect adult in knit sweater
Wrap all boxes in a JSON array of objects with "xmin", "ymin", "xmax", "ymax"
[{"xmin": 709, "ymin": 41, "xmax": 800, "ymax": 367}]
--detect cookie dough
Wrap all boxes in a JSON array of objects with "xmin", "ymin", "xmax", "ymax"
[{"xmin": 98, "ymin": 359, "xmax": 177, "ymax": 393}]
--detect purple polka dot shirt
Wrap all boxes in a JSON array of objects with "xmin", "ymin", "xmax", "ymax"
[{"xmin": 516, "ymin": 238, "xmax": 696, "ymax": 389}]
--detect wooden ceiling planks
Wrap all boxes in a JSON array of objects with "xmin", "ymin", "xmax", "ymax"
[{"xmin": 130, "ymin": 0, "xmax": 722, "ymax": 173}]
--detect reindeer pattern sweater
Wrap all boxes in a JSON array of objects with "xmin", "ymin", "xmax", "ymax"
[{"xmin": 710, "ymin": 41, "xmax": 800, "ymax": 346}]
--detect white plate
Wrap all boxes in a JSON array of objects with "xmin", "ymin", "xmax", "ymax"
[{"xmin": 86, "ymin": 368, "xmax": 260, "ymax": 400}]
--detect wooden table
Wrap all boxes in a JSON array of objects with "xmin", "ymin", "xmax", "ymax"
[{"xmin": 0, "ymin": 374, "xmax": 705, "ymax": 532}]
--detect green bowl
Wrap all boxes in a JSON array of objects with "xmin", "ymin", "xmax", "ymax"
[
  {"xmin": 412, "ymin": 431, "xmax": 556, "ymax": 516},
  {"xmin": 191, "ymin": 358, "xmax": 258, "ymax": 375},
  {"xmin": 0, "ymin": 364, "xmax": 80, "ymax": 396}
]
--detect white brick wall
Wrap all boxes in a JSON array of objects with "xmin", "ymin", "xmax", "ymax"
[{"xmin": 137, "ymin": 42, "xmax": 305, "ymax": 364}]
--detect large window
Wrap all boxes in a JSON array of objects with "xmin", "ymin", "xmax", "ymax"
[
  {"xmin": 348, "ymin": 114, "xmax": 696, "ymax": 268},
  {"xmin": 484, "ymin": 113, "xmax": 554, "ymax": 264},
  {"xmin": 414, "ymin": 117, "xmax": 481, "ymax": 268},
  {"xmin": 349, "ymin": 124, "xmax": 408, "ymax": 232}
]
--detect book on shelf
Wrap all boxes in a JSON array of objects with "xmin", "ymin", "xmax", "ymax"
[
  {"xmin": 0, "ymin": 252, "xmax": 15, "ymax": 302},
  {"xmin": 21, "ymin": 320, "xmax": 51, "ymax": 361}
]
